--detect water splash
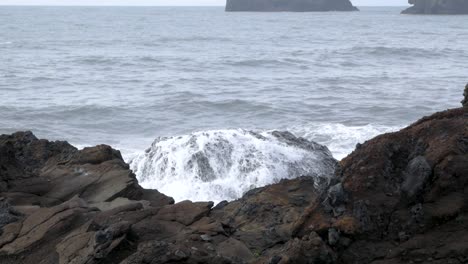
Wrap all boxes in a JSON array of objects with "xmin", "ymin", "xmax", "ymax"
[
  {"xmin": 130, "ymin": 129, "xmax": 337, "ymax": 203},
  {"xmin": 290, "ymin": 123, "xmax": 400, "ymax": 160}
]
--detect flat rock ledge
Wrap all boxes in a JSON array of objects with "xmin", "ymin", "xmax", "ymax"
[
  {"xmin": 402, "ymin": 0, "xmax": 468, "ymax": 14},
  {"xmin": 0, "ymin": 91, "xmax": 467, "ymax": 263},
  {"xmin": 225, "ymin": 0, "xmax": 358, "ymax": 12}
]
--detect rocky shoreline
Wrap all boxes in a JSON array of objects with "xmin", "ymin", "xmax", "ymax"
[{"xmin": 1, "ymin": 89, "xmax": 467, "ymax": 263}]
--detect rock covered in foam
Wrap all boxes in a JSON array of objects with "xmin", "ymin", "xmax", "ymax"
[
  {"xmin": 225, "ymin": 0, "xmax": 358, "ymax": 12},
  {"xmin": 402, "ymin": 0, "xmax": 468, "ymax": 14},
  {"xmin": 130, "ymin": 129, "xmax": 338, "ymax": 202}
]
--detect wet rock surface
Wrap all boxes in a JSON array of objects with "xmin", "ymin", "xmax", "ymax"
[
  {"xmin": 0, "ymin": 95, "xmax": 467, "ymax": 263},
  {"xmin": 225, "ymin": 0, "xmax": 358, "ymax": 12},
  {"xmin": 402, "ymin": 0, "xmax": 468, "ymax": 14}
]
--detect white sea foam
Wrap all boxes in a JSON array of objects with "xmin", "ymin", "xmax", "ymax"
[
  {"xmin": 129, "ymin": 129, "xmax": 337, "ymax": 203},
  {"xmin": 290, "ymin": 123, "xmax": 400, "ymax": 160}
]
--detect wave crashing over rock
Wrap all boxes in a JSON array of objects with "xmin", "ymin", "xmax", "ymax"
[{"xmin": 130, "ymin": 129, "xmax": 337, "ymax": 203}]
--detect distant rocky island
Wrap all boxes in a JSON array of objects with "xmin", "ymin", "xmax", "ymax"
[
  {"xmin": 225, "ymin": 0, "xmax": 358, "ymax": 12},
  {"xmin": 402, "ymin": 0, "xmax": 468, "ymax": 14},
  {"xmin": 0, "ymin": 86, "xmax": 467, "ymax": 263}
]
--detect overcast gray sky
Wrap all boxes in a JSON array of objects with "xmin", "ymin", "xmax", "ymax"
[{"xmin": 0, "ymin": 0, "xmax": 409, "ymax": 6}]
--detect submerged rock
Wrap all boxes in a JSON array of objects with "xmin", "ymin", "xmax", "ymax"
[
  {"xmin": 226, "ymin": 0, "xmax": 358, "ymax": 12},
  {"xmin": 130, "ymin": 129, "xmax": 337, "ymax": 202},
  {"xmin": 402, "ymin": 0, "xmax": 468, "ymax": 14}
]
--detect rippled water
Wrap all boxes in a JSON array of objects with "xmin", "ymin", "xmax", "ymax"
[{"xmin": 1, "ymin": 6, "xmax": 466, "ymax": 200}]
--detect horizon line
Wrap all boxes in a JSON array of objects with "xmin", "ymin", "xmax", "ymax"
[
  {"xmin": 0, "ymin": 5, "xmax": 409, "ymax": 7},
  {"xmin": 0, "ymin": 4, "xmax": 410, "ymax": 7}
]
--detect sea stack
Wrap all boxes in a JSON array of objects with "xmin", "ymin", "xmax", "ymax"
[
  {"xmin": 225, "ymin": 0, "xmax": 358, "ymax": 12},
  {"xmin": 402, "ymin": 0, "xmax": 468, "ymax": 14}
]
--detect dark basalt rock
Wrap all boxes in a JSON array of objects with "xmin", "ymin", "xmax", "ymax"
[
  {"xmin": 226, "ymin": 0, "xmax": 358, "ymax": 12},
  {"xmin": 400, "ymin": 155, "xmax": 432, "ymax": 199},
  {"xmin": 0, "ymin": 87, "xmax": 467, "ymax": 264},
  {"xmin": 402, "ymin": 0, "xmax": 468, "ymax": 14},
  {"xmin": 0, "ymin": 199, "xmax": 20, "ymax": 232}
]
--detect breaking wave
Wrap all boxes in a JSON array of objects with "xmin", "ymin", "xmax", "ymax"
[
  {"xmin": 129, "ymin": 129, "xmax": 337, "ymax": 203},
  {"xmin": 290, "ymin": 123, "xmax": 400, "ymax": 160}
]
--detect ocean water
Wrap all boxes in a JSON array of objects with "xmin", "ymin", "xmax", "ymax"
[{"xmin": 1, "ymin": 6, "xmax": 466, "ymax": 202}]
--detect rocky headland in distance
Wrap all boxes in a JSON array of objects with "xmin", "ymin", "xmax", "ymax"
[
  {"xmin": 0, "ymin": 85, "xmax": 467, "ymax": 263},
  {"xmin": 225, "ymin": 0, "xmax": 358, "ymax": 12},
  {"xmin": 402, "ymin": 0, "xmax": 468, "ymax": 14}
]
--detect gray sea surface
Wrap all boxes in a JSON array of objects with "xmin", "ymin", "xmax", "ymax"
[{"xmin": 1, "ymin": 6, "xmax": 465, "ymax": 161}]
